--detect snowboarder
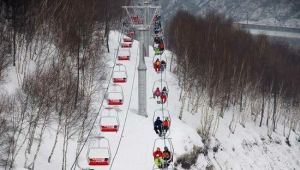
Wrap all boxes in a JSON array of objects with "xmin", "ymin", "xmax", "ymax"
[
  {"xmin": 153, "ymin": 87, "xmax": 161, "ymax": 99},
  {"xmin": 154, "ymin": 117, "xmax": 163, "ymax": 136}
]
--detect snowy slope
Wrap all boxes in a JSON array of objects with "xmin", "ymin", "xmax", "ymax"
[
  {"xmin": 76, "ymin": 31, "xmax": 300, "ymax": 170},
  {"xmin": 74, "ymin": 31, "xmax": 203, "ymax": 170},
  {"xmin": 2, "ymin": 30, "xmax": 300, "ymax": 170}
]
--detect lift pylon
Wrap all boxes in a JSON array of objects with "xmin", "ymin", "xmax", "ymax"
[{"xmin": 122, "ymin": 1, "xmax": 161, "ymax": 117}]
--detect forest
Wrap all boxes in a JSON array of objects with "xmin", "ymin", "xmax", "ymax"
[
  {"xmin": 1, "ymin": 1, "xmax": 300, "ymax": 169},
  {"xmin": 166, "ymin": 11, "xmax": 300, "ymax": 145},
  {"xmin": 0, "ymin": 0, "xmax": 128, "ymax": 169}
]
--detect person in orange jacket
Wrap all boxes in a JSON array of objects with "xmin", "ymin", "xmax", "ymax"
[{"xmin": 153, "ymin": 59, "xmax": 161, "ymax": 72}]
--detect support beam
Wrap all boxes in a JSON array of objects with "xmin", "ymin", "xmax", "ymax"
[
  {"xmin": 122, "ymin": 1, "xmax": 160, "ymax": 117},
  {"xmin": 137, "ymin": 29, "xmax": 147, "ymax": 117}
]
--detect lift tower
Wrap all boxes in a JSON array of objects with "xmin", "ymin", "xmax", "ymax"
[{"xmin": 123, "ymin": 1, "xmax": 160, "ymax": 117}]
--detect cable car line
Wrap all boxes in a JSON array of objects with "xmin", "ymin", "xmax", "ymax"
[{"xmin": 108, "ymin": 47, "xmax": 138, "ymax": 169}]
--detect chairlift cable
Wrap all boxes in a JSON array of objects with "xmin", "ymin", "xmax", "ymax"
[{"xmin": 109, "ymin": 34, "xmax": 139, "ymax": 170}]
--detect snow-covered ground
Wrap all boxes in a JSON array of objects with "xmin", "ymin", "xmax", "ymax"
[
  {"xmin": 74, "ymin": 31, "xmax": 203, "ymax": 170},
  {"xmin": 2, "ymin": 31, "xmax": 300, "ymax": 170}
]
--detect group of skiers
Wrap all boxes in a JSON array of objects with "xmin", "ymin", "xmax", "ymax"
[
  {"xmin": 153, "ymin": 37, "xmax": 165, "ymax": 55},
  {"xmin": 153, "ymin": 15, "xmax": 162, "ymax": 34},
  {"xmin": 153, "ymin": 14, "xmax": 165, "ymax": 55},
  {"xmin": 153, "ymin": 58, "xmax": 167, "ymax": 72},
  {"xmin": 153, "ymin": 146, "xmax": 172, "ymax": 168},
  {"xmin": 153, "ymin": 86, "xmax": 168, "ymax": 104},
  {"xmin": 154, "ymin": 116, "xmax": 170, "ymax": 137},
  {"xmin": 152, "ymin": 13, "xmax": 173, "ymax": 170}
]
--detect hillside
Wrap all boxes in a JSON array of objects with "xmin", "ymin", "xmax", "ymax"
[
  {"xmin": 161, "ymin": 0, "xmax": 300, "ymax": 27},
  {"xmin": 0, "ymin": 27, "xmax": 299, "ymax": 169},
  {"xmin": 1, "ymin": 0, "xmax": 300, "ymax": 169}
]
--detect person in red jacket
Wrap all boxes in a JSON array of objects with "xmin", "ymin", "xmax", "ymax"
[
  {"xmin": 153, "ymin": 147, "xmax": 163, "ymax": 158},
  {"xmin": 160, "ymin": 87, "xmax": 168, "ymax": 103},
  {"xmin": 159, "ymin": 42, "xmax": 164, "ymax": 52},
  {"xmin": 153, "ymin": 87, "xmax": 161, "ymax": 99},
  {"xmin": 162, "ymin": 117, "xmax": 170, "ymax": 134},
  {"xmin": 160, "ymin": 92, "xmax": 167, "ymax": 103}
]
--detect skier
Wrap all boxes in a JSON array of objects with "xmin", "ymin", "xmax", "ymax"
[
  {"xmin": 162, "ymin": 117, "xmax": 170, "ymax": 134},
  {"xmin": 159, "ymin": 42, "xmax": 164, "ymax": 52},
  {"xmin": 154, "ymin": 156, "xmax": 163, "ymax": 168},
  {"xmin": 153, "ymin": 87, "xmax": 161, "ymax": 99},
  {"xmin": 160, "ymin": 93, "xmax": 167, "ymax": 104},
  {"xmin": 162, "ymin": 147, "xmax": 171, "ymax": 168},
  {"xmin": 160, "ymin": 87, "xmax": 168, "ymax": 103},
  {"xmin": 154, "ymin": 47, "xmax": 161, "ymax": 55},
  {"xmin": 160, "ymin": 60, "xmax": 167, "ymax": 72},
  {"xmin": 154, "ymin": 27, "xmax": 161, "ymax": 34},
  {"xmin": 154, "ymin": 36, "xmax": 161, "ymax": 44},
  {"xmin": 154, "ymin": 21, "xmax": 161, "ymax": 30},
  {"xmin": 153, "ymin": 147, "xmax": 163, "ymax": 158},
  {"xmin": 162, "ymin": 87, "xmax": 168, "ymax": 95},
  {"xmin": 153, "ymin": 15, "xmax": 161, "ymax": 22},
  {"xmin": 154, "ymin": 117, "xmax": 163, "ymax": 136},
  {"xmin": 153, "ymin": 59, "xmax": 161, "ymax": 72},
  {"xmin": 153, "ymin": 42, "xmax": 159, "ymax": 55}
]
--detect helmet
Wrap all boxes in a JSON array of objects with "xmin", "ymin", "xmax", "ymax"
[
  {"xmin": 164, "ymin": 146, "xmax": 168, "ymax": 150},
  {"xmin": 157, "ymin": 117, "xmax": 160, "ymax": 120}
]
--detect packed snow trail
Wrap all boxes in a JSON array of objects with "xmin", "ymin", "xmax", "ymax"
[
  {"xmin": 74, "ymin": 30, "xmax": 203, "ymax": 170},
  {"xmin": 98, "ymin": 32, "xmax": 202, "ymax": 170}
]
